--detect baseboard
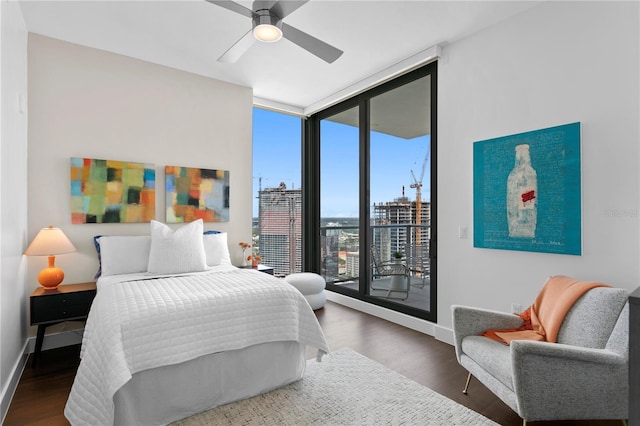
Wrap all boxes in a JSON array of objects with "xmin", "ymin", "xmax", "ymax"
[
  {"xmin": 434, "ymin": 325, "xmax": 455, "ymax": 346},
  {"xmin": 325, "ymin": 292, "xmax": 436, "ymax": 335},
  {"xmin": 1, "ymin": 342, "xmax": 28, "ymax": 424},
  {"xmin": 325, "ymin": 292, "xmax": 455, "ymax": 345}
]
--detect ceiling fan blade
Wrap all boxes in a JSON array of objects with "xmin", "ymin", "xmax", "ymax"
[
  {"xmin": 270, "ymin": 0, "xmax": 309, "ymax": 19},
  {"xmin": 206, "ymin": 0, "xmax": 256, "ymax": 18},
  {"xmin": 218, "ymin": 29, "xmax": 256, "ymax": 63},
  {"xmin": 281, "ymin": 22, "xmax": 343, "ymax": 63}
]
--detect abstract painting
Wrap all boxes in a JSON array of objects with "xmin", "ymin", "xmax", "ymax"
[
  {"xmin": 473, "ymin": 122, "xmax": 581, "ymax": 255},
  {"xmin": 70, "ymin": 157, "xmax": 155, "ymax": 223},
  {"xmin": 165, "ymin": 165, "xmax": 229, "ymax": 223}
]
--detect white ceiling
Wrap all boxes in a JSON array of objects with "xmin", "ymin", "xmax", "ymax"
[{"xmin": 18, "ymin": 0, "xmax": 541, "ymax": 115}]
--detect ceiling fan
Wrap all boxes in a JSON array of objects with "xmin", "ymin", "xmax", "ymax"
[{"xmin": 206, "ymin": 0, "xmax": 343, "ymax": 64}]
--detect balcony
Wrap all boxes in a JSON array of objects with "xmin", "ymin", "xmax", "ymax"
[{"xmin": 320, "ymin": 223, "xmax": 431, "ymax": 311}]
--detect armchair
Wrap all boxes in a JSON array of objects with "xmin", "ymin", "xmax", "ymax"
[{"xmin": 452, "ymin": 286, "xmax": 629, "ymax": 424}]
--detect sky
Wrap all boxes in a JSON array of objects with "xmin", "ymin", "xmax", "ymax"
[{"xmin": 252, "ymin": 107, "xmax": 431, "ymax": 218}]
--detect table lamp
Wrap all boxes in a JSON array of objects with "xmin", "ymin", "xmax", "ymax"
[{"xmin": 25, "ymin": 226, "xmax": 76, "ymax": 290}]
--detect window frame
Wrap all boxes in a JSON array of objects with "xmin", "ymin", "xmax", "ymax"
[{"xmin": 302, "ymin": 62, "xmax": 438, "ymax": 322}]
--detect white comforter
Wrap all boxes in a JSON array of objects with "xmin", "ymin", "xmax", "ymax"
[{"xmin": 64, "ymin": 266, "xmax": 330, "ymax": 425}]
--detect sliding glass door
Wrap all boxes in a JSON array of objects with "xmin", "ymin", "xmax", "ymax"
[
  {"xmin": 306, "ymin": 62, "xmax": 437, "ymax": 322},
  {"xmin": 369, "ymin": 74, "xmax": 432, "ymax": 310}
]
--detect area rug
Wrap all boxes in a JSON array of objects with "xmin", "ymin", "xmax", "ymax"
[{"xmin": 172, "ymin": 348, "xmax": 499, "ymax": 425}]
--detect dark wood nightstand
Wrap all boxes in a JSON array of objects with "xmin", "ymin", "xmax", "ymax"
[
  {"xmin": 239, "ymin": 264, "xmax": 274, "ymax": 275},
  {"xmin": 256, "ymin": 264, "xmax": 274, "ymax": 275},
  {"xmin": 30, "ymin": 282, "xmax": 96, "ymax": 367}
]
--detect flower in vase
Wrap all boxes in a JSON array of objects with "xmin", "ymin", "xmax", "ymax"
[
  {"xmin": 249, "ymin": 254, "xmax": 262, "ymax": 268},
  {"xmin": 239, "ymin": 242, "xmax": 252, "ymax": 266}
]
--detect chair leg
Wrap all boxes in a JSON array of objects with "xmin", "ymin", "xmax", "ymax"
[{"xmin": 462, "ymin": 372, "xmax": 472, "ymax": 394}]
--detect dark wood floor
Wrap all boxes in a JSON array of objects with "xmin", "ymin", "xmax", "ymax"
[{"xmin": 4, "ymin": 301, "xmax": 624, "ymax": 426}]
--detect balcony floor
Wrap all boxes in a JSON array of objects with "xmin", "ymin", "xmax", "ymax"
[{"xmin": 333, "ymin": 276, "xmax": 430, "ymax": 311}]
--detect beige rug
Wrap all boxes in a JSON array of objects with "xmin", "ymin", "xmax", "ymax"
[{"xmin": 171, "ymin": 348, "xmax": 498, "ymax": 425}]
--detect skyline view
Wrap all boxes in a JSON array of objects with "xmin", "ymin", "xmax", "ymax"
[{"xmin": 252, "ymin": 107, "xmax": 431, "ymax": 218}]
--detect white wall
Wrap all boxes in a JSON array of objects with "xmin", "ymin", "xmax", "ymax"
[
  {"xmin": 437, "ymin": 1, "xmax": 639, "ymax": 329},
  {"xmin": 0, "ymin": 1, "xmax": 29, "ymax": 420},
  {"xmin": 27, "ymin": 34, "xmax": 253, "ymax": 325}
]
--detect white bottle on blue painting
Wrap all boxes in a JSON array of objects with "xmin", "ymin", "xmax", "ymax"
[{"xmin": 507, "ymin": 144, "xmax": 537, "ymax": 238}]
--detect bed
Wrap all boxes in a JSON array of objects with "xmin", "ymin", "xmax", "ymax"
[{"xmin": 64, "ymin": 220, "xmax": 330, "ymax": 425}]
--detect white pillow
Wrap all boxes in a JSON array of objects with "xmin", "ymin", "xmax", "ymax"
[
  {"xmin": 203, "ymin": 232, "xmax": 232, "ymax": 266},
  {"xmin": 98, "ymin": 236, "xmax": 151, "ymax": 277},
  {"xmin": 147, "ymin": 219, "xmax": 207, "ymax": 274}
]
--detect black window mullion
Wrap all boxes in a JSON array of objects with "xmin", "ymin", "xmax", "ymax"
[
  {"xmin": 302, "ymin": 115, "xmax": 320, "ymax": 273},
  {"xmin": 359, "ymin": 98, "xmax": 370, "ymax": 295}
]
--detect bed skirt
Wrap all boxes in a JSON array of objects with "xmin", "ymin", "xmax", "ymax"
[{"xmin": 112, "ymin": 341, "xmax": 306, "ymax": 425}]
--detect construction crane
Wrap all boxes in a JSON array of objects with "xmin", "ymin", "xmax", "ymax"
[
  {"xmin": 409, "ymin": 150, "xmax": 429, "ymax": 280},
  {"xmin": 410, "ymin": 150, "xmax": 429, "ymax": 246}
]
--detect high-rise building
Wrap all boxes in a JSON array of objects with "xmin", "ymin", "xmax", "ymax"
[
  {"xmin": 345, "ymin": 251, "xmax": 359, "ymax": 278},
  {"xmin": 258, "ymin": 182, "xmax": 301, "ymax": 276},
  {"xmin": 321, "ymin": 227, "xmax": 340, "ymax": 282},
  {"xmin": 372, "ymin": 196, "xmax": 431, "ymax": 268}
]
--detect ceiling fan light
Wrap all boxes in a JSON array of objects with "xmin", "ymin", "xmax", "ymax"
[
  {"xmin": 253, "ymin": 24, "xmax": 282, "ymax": 42},
  {"xmin": 252, "ymin": 10, "xmax": 282, "ymax": 42}
]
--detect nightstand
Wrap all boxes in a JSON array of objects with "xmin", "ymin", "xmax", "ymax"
[
  {"xmin": 256, "ymin": 264, "xmax": 274, "ymax": 275},
  {"xmin": 30, "ymin": 282, "xmax": 96, "ymax": 367},
  {"xmin": 239, "ymin": 264, "xmax": 274, "ymax": 275}
]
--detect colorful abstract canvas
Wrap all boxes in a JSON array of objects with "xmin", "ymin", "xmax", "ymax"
[
  {"xmin": 165, "ymin": 166, "xmax": 229, "ymax": 223},
  {"xmin": 70, "ymin": 158, "xmax": 155, "ymax": 223},
  {"xmin": 473, "ymin": 122, "xmax": 581, "ymax": 255}
]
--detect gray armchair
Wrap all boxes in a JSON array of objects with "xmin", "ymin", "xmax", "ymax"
[{"xmin": 452, "ymin": 286, "xmax": 629, "ymax": 424}]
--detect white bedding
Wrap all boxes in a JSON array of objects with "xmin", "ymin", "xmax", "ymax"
[{"xmin": 64, "ymin": 266, "xmax": 329, "ymax": 425}]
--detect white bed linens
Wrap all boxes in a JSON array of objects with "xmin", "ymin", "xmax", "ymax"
[{"xmin": 64, "ymin": 266, "xmax": 330, "ymax": 425}]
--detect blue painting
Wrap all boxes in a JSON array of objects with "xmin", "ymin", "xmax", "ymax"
[{"xmin": 473, "ymin": 122, "xmax": 581, "ymax": 255}]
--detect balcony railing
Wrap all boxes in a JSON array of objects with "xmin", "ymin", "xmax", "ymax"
[{"xmin": 320, "ymin": 223, "xmax": 431, "ymax": 285}]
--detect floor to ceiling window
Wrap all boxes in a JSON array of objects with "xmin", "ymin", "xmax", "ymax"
[
  {"xmin": 319, "ymin": 105, "xmax": 360, "ymax": 285},
  {"xmin": 305, "ymin": 62, "xmax": 437, "ymax": 321},
  {"xmin": 252, "ymin": 107, "xmax": 303, "ymax": 276}
]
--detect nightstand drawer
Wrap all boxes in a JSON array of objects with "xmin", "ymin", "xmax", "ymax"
[{"xmin": 30, "ymin": 287, "xmax": 96, "ymax": 325}]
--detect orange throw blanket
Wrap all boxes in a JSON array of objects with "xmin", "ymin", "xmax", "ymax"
[{"xmin": 482, "ymin": 275, "xmax": 610, "ymax": 345}]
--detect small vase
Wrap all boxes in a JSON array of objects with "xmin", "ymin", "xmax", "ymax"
[{"xmin": 252, "ymin": 259, "xmax": 259, "ymax": 268}]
